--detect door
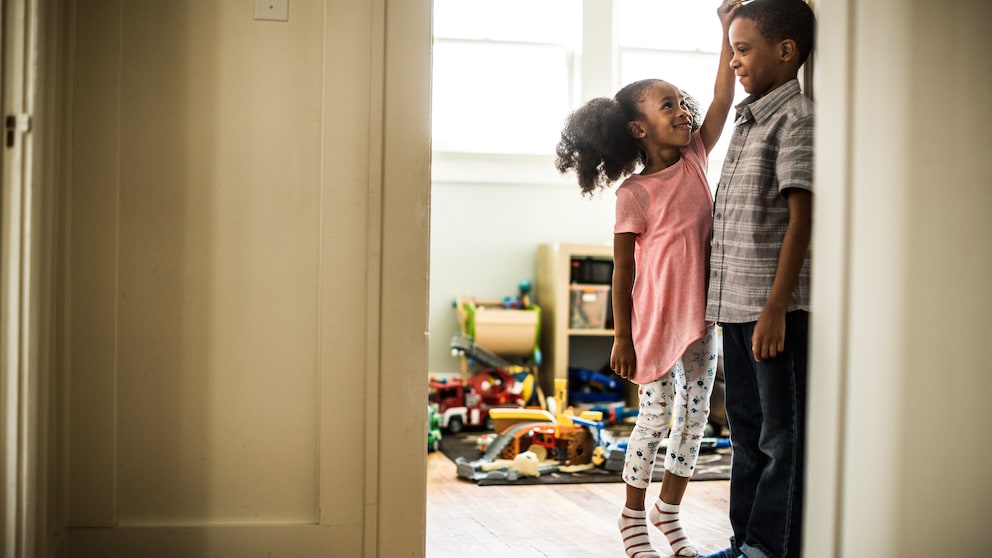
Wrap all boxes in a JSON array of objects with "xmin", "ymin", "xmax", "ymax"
[
  {"xmin": 64, "ymin": 1, "xmax": 431, "ymax": 556},
  {"xmin": 2, "ymin": 0, "xmax": 32, "ymax": 555}
]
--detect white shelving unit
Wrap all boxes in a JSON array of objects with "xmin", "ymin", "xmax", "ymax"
[{"xmin": 535, "ymin": 242, "xmax": 617, "ymax": 399}]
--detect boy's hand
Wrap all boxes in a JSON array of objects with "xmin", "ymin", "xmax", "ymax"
[
  {"xmin": 753, "ymin": 190, "xmax": 813, "ymax": 361},
  {"xmin": 610, "ymin": 337, "xmax": 637, "ymax": 380},
  {"xmin": 752, "ymin": 308, "xmax": 786, "ymax": 361}
]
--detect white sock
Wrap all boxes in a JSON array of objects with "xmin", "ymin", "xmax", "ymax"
[
  {"xmin": 618, "ymin": 506, "xmax": 661, "ymax": 558},
  {"xmin": 648, "ymin": 500, "xmax": 698, "ymax": 557}
]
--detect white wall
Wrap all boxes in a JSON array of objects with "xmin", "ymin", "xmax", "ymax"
[
  {"xmin": 429, "ymin": 175, "xmax": 616, "ymax": 375},
  {"xmin": 807, "ymin": 0, "xmax": 992, "ymax": 556}
]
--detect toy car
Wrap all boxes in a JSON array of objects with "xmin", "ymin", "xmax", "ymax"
[
  {"xmin": 428, "ymin": 371, "xmax": 518, "ymax": 433},
  {"xmin": 427, "ymin": 405, "xmax": 442, "ymax": 452}
]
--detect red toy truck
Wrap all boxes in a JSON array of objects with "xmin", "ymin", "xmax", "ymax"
[{"xmin": 428, "ymin": 369, "xmax": 518, "ymax": 434}]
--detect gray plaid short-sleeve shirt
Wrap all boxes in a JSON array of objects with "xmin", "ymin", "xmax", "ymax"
[{"xmin": 705, "ymin": 79, "xmax": 814, "ymax": 324}]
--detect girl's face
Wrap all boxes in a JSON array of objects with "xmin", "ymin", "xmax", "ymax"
[
  {"xmin": 729, "ymin": 16, "xmax": 789, "ymax": 96},
  {"xmin": 632, "ymin": 81, "xmax": 693, "ymax": 148}
]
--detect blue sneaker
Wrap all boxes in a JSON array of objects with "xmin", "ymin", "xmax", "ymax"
[{"xmin": 699, "ymin": 548, "xmax": 743, "ymax": 558}]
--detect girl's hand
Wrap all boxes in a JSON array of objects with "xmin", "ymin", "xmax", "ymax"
[
  {"xmin": 700, "ymin": 0, "xmax": 738, "ymax": 153},
  {"xmin": 718, "ymin": 0, "xmax": 739, "ymax": 30},
  {"xmin": 752, "ymin": 308, "xmax": 786, "ymax": 361},
  {"xmin": 610, "ymin": 337, "xmax": 637, "ymax": 380}
]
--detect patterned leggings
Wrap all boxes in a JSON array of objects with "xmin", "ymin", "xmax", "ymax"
[{"xmin": 622, "ymin": 326, "xmax": 718, "ymax": 487}]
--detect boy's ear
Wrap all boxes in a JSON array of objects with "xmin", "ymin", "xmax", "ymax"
[
  {"xmin": 778, "ymin": 38, "xmax": 797, "ymax": 64},
  {"xmin": 627, "ymin": 122, "xmax": 646, "ymax": 139}
]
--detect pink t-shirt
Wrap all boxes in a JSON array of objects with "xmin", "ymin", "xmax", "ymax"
[{"xmin": 613, "ymin": 133, "xmax": 713, "ymax": 384}]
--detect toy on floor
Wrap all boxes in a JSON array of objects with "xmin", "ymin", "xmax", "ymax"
[
  {"xmin": 486, "ymin": 407, "xmax": 556, "ymax": 435},
  {"xmin": 429, "ymin": 373, "xmax": 520, "ymax": 434},
  {"xmin": 455, "ymin": 420, "xmax": 563, "ymax": 482},
  {"xmin": 479, "ymin": 451, "xmax": 541, "ymax": 477},
  {"xmin": 448, "ymin": 335, "xmax": 543, "ymax": 408},
  {"xmin": 433, "ymin": 284, "xmax": 545, "ymax": 436},
  {"xmin": 589, "ymin": 401, "xmax": 640, "ymax": 425},
  {"xmin": 454, "ymin": 379, "xmax": 625, "ymax": 482},
  {"xmin": 568, "ymin": 366, "xmax": 626, "ymax": 403},
  {"xmin": 427, "ymin": 405, "xmax": 442, "ymax": 452},
  {"xmin": 452, "ymin": 284, "xmax": 541, "ymax": 364}
]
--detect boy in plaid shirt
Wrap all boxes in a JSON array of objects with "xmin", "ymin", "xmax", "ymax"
[{"xmin": 702, "ymin": 1, "xmax": 816, "ymax": 558}]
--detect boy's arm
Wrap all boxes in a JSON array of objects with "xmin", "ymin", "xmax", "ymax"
[
  {"xmin": 752, "ymin": 189, "xmax": 812, "ymax": 361},
  {"xmin": 752, "ymin": 106, "xmax": 814, "ymax": 360},
  {"xmin": 699, "ymin": 2, "xmax": 738, "ymax": 153},
  {"xmin": 610, "ymin": 233, "xmax": 637, "ymax": 379}
]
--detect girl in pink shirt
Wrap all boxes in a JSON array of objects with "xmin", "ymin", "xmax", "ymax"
[{"xmin": 554, "ymin": 5, "xmax": 737, "ymax": 557}]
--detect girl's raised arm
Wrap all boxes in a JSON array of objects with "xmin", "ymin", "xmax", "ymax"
[{"xmin": 699, "ymin": 2, "xmax": 738, "ymax": 154}]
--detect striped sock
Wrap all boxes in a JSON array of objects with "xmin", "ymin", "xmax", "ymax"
[
  {"xmin": 618, "ymin": 507, "xmax": 661, "ymax": 558},
  {"xmin": 648, "ymin": 500, "xmax": 698, "ymax": 557}
]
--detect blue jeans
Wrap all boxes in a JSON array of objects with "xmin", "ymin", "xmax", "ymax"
[{"xmin": 721, "ymin": 312, "xmax": 808, "ymax": 558}]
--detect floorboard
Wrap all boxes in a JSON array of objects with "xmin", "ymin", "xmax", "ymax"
[{"xmin": 427, "ymin": 451, "xmax": 733, "ymax": 557}]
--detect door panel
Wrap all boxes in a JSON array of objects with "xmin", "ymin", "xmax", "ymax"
[
  {"xmin": 65, "ymin": 0, "xmax": 431, "ymax": 555},
  {"xmin": 70, "ymin": 0, "xmax": 323, "ymax": 527}
]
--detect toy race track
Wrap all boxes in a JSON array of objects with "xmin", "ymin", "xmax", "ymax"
[
  {"xmin": 455, "ymin": 421, "xmax": 561, "ymax": 482},
  {"xmin": 449, "ymin": 333, "xmax": 515, "ymax": 369}
]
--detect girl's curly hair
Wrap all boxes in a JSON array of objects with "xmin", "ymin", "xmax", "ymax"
[{"xmin": 555, "ymin": 79, "xmax": 702, "ymax": 197}]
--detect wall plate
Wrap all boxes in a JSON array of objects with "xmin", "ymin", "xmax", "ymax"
[{"xmin": 254, "ymin": 0, "xmax": 289, "ymax": 22}]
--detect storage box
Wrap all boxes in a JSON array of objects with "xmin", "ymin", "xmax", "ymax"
[
  {"xmin": 570, "ymin": 257, "xmax": 613, "ymax": 285},
  {"xmin": 470, "ymin": 307, "xmax": 540, "ymax": 357},
  {"xmin": 569, "ymin": 284, "xmax": 610, "ymax": 329}
]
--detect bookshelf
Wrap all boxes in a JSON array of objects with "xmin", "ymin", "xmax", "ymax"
[{"xmin": 535, "ymin": 242, "xmax": 616, "ymax": 399}]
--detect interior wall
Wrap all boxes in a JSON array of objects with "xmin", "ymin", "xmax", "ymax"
[
  {"xmin": 807, "ymin": 0, "xmax": 992, "ymax": 555},
  {"xmin": 428, "ymin": 179, "xmax": 615, "ymax": 375},
  {"xmin": 37, "ymin": 0, "xmax": 73, "ymax": 555}
]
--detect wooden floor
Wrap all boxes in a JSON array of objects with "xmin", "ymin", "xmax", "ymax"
[{"xmin": 426, "ymin": 451, "xmax": 733, "ymax": 558}]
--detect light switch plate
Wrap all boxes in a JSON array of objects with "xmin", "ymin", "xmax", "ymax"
[{"xmin": 254, "ymin": 0, "xmax": 288, "ymax": 21}]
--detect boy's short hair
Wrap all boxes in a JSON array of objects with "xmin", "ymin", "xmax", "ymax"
[{"xmin": 737, "ymin": 0, "xmax": 815, "ymax": 66}]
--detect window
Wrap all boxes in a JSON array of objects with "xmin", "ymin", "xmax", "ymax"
[
  {"xmin": 431, "ymin": 0, "xmax": 580, "ymax": 154},
  {"xmin": 431, "ymin": 0, "xmax": 740, "ymax": 183},
  {"xmin": 431, "ymin": 41, "xmax": 574, "ymax": 154},
  {"xmin": 617, "ymin": 0, "xmax": 742, "ymax": 164}
]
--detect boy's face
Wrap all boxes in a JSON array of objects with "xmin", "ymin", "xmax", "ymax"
[
  {"xmin": 729, "ymin": 16, "xmax": 793, "ymax": 97},
  {"xmin": 630, "ymin": 81, "xmax": 693, "ymax": 148}
]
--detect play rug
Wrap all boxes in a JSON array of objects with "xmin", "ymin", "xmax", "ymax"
[{"xmin": 439, "ymin": 431, "xmax": 731, "ymax": 486}]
